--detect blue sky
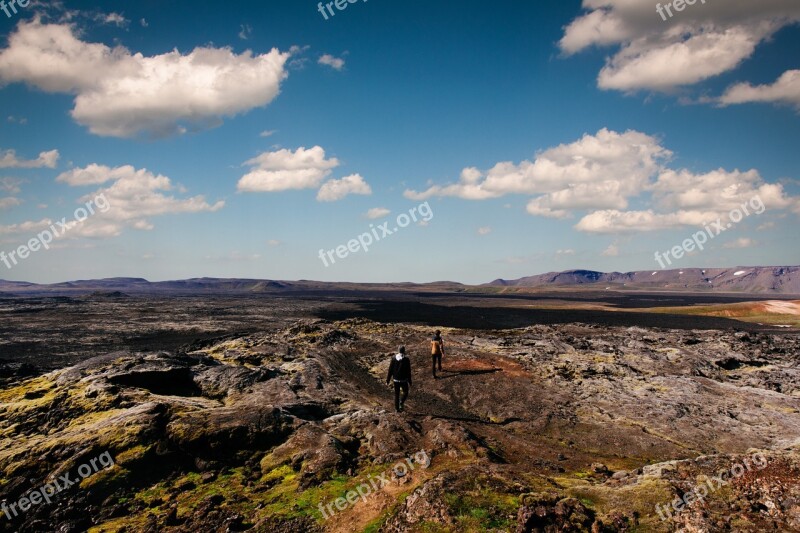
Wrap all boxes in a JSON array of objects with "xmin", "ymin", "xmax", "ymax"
[{"xmin": 0, "ymin": 0, "xmax": 798, "ymax": 284}]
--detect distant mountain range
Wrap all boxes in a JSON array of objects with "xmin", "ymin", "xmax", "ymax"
[
  {"xmin": 487, "ymin": 266, "xmax": 800, "ymax": 294},
  {"xmin": 0, "ymin": 277, "xmax": 466, "ymax": 295},
  {"xmin": 1, "ymin": 266, "xmax": 799, "ymax": 295}
]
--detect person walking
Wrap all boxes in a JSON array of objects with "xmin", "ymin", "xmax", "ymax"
[
  {"xmin": 431, "ymin": 330, "xmax": 445, "ymax": 379},
  {"xmin": 386, "ymin": 346, "xmax": 412, "ymax": 412}
]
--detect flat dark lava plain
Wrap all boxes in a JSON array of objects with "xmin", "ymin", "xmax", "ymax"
[{"xmin": 0, "ymin": 289, "xmax": 793, "ymax": 374}]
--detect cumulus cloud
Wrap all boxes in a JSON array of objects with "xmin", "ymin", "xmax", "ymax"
[
  {"xmin": 0, "ymin": 148, "xmax": 59, "ymax": 169},
  {"xmin": 237, "ymin": 146, "xmax": 371, "ymax": 201},
  {"xmin": 573, "ymin": 165, "xmax": 792, "ymax": 233},
  {"xmin": 571, "ymin": 166, "xmax": 788, "ymax": 232},
  {"xmin": 316, "ymin": 174, "xmax": 371, "ymax": 202},
  {"xmin": 561, "ymin": 0, "xmax": 800, "ymax": 93},
  {"xmin": 318, "ymin": 54, "xmax": 345, "ymax": 70},
  {"xmin": 50, "ymin": 164, "xmax": 224, "ymax": 238},
  {"xmin": 406, "ymin": 128, "xmax": 670, "ymax": 218},
  {"xmin": 237, "ymin": 146, "xmax": 340, "ymax": 193},
  {"xmin": 719, "ymin": 69, "xmax": 800, "ymax": 111},
  {"xmin": 56, "ymin": 163, "xmax": 139, "ymax": 186},
  {"xmin": 365, "ymin": 207, "xmax": 391, "ymax": 219},
  {"xmin": 723, "ymin": 237, "xmax": 757, "ymax": 249},
  {"xmin": 0, "ymin": 197, "xmax": 21, "ymax": 209},
  {"xmin": 0, "ymin": 21, "xmax": 290, "ymax": 138},
  {"xmin": 405, "ymin": 127, "xmax": 799, "ymax": 235},
  {"xmin": 0, "ymin": 218, "xmax": 52, "ymax": 236},
  {"xmin": 526, "ymin": 180, "xmax": 631, "ymax": 219},
  {"xmin": 574, "ymin": 209, "xmax": 721, "ymax": 234},
  {"xmin": 651, "ymin": 168, "xmax": 792, "ymax": 213},
  {"xmin": 599, "ymin": 27, "xmax": 764, "ymax": 92}
]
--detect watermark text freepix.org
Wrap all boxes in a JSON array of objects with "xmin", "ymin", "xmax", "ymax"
[
  {"xmin": 655, "ymin": 452, "xmax": 767, "ymax": 521},
  {"xmin": 654, "ymin": 194, "xmax": 764, "ymax": 269},
  {"xmin": 1, "ymin": 0, "xmax": 28, "ymax": 18},
  {"xmin": 317, "ymin": 0, "xmax": 367, "ymax": 21},
  {"xmin": 318, "ymin": 201, "xmax": 433, "ymax": 267},
  {"xmin": 318, "ymin": 449, "xmax": 430, "ymax": 520},
  {"xmin": 2, "ymin": 451, "xmax": 115, "ymax": 521},
  {"xmin": 0, "ymin": 193, "xmax": 111, "ymax": 270},
  {"xmin": 657, "ymin": 0, "xmax": 707, "ymax": 22}
]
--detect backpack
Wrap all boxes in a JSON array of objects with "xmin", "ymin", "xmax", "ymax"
[{"xmin": 431, "ymin": 338, "xmax": 442, "ymax": 355}]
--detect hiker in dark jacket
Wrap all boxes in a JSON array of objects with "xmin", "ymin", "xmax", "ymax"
[
  {"xmin": 386, "ymin": 346, "xmax": 412, "ymax": 412},
  {"xmin": 431, "ymin": 330, "xmax": 445, "ymax": 379}
]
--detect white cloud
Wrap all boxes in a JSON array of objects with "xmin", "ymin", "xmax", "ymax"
[
  {"xmin": 51, "ymin": 164, "xmax": 224, "ymax": 237},
  {"xmin": 651, "ymin": 168, "xmax": 791, "ymax": 213},
  {"xmin": 0, "ymin": 149, "xmax": 59, "ymax": 169},
  {"xmin": 287, "ymin": 45, "xmax": 311, "ymax": 70},
  {"xmin": 601, "ymin": 242, "xmax": 620, "ymax": 257},
  {"xmin": 579, "ymin": 165, "xmax": 792, "ymax": 234},
  {"xmin": 406, "ymin": 127, "xmax": 799, "ymax": 234},
  {"xmin": 56, "ymin": 163, "xmax": 138, "ymax": 186},
  {"xmin": 556, "ymin": 249, "xmax": 576, "ymax": 256},
  {"xmin": 267, "ymin": 239, "xmax": 281, "ymax": 246},
  {"xmin": 561, "ymin": 0, "xmax": 800, "ymax": 93},
  {"xmin": 597, "ymin": 26, "xmax": 764, "ymax": 92},
  {"xmin": 0, "ymin": 21, "xmax": 289, "ymax": 138},
  {"xmin": 260, "ymin": 129, "xmax": 277, "ymax": 137},
  {"xmin": 365, "ymin": 207, "xmax": 390, "ymax": 219},
  {"xmin": 237, "ymin": 146, "xmax": 340, "ymax": 193},
  {"xmin": 0, "ymin": 197, "xmax": 21, "ymax": 209},
  {"xmin": 316, "ymin": 174, "xmax": 371, "ymax": 202},
  {"xmin": 140, "ymin": 18, "xmax": 148, "ymax": 28},
  {"xmin": 477, "ymin": 226, "xmax": 492, "ymax": 236},
  {"xmin": 526, "ymin": 180, "xmax": 631, "ymax": 219},
  {"xmin": 99, "ymin": 13, "xmax": 127, "ymax": 27},
  {"xmin": 0, "ymin": 218, "xmax": 53, "ymax": 236},
  {"xmin": 575, "ymin": 209, "xmax": 722, "ymax": 234},
  {"xmin": 239, "ymin": 24, "xmax": 252, "ymax": 40},
  {"xmin": 723, "ymin": 237, "xmax": 756, "ymax": 249},
  {"xmin": 318, "ymin": 54, "xmax": 345, "ymax": 70},
  {"xmin": 405, "ymin": 128, "xmax": 670, "ymax": 218},
  {"xmin": 719, "ymin": 69, "xmax": 800, "ymax": 111}
]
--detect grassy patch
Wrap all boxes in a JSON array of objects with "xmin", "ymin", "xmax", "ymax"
[{"xmin": 444, "ymin": 486, "xmax": 520, "ymax": 531}]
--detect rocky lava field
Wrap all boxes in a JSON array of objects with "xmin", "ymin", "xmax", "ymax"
[{"xmin": 0, "ymin": 293, "xmax": 799, "ymax": 532}]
